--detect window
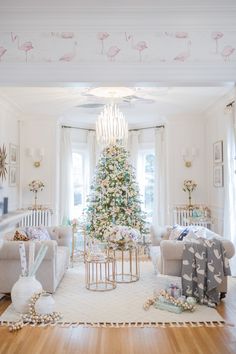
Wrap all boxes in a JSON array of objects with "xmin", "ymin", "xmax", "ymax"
[
  {"xmin": 137, "ymin": 149, "xmax": 155, "ymax": 222},
  {"xmin": 72, "ymin": 150, "xmax": 87, "ymax": 218}
]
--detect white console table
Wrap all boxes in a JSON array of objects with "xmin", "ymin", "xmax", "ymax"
[{"xmin": 0, "ymin": 210, "xmax": 31, "ymax": 237}]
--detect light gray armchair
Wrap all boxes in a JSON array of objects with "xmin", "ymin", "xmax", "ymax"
[{"xmin": 0, "ymin": 226, "xmax": 72, "ymax": 293}]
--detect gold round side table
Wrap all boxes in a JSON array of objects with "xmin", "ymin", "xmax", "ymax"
[
  {"xmin": 108, "ymin": 246, "xmax": 139, "ymax": 283},
  {"xmin": 85, "ymin": 256, "xmax": 116, "ymax": 291}
]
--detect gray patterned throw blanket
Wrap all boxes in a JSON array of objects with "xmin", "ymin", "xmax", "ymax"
[{"xmin": 182, "ymin": 238, "xmax": 231, "ymax": 305}]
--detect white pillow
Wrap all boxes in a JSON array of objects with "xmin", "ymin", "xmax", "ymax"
[
  {"xmin": 169, "ymin": 225, "xmax": 186, "ymax": 240},
  {"xmin": 25, "ymin": 226, "xmax": 51, "ymax": 241}
]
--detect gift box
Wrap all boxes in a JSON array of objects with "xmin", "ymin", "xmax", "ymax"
[
  {"xmin": 166, "ymin": 284, "xmax": 181, "ymax": 298},
  {"xmin": 154, "ymin": 300, "xmax": 183, "ymax": 314},
  {"xmin": 154, "ymin": 275, "xmax": 182, "ymax": 297}
]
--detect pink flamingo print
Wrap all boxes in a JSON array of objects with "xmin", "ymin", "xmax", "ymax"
[
  {"xmin": 127, "ymin": 35, "xmax": 148, "ymax": 61},
  {"xmin": 221, "ymin": 46, "xmax": 235, "ymax": 61},
  {"xmin": 165, "ymin": 32, "xmax": 174, "ymax": 37},
  {"xmin": 124, "ymin": 32, "xmax": 132, "ymax": 41},
  {"xmin": 211, "ymin": 32, "xmax": 224, "ymax": 54},
  {"xmin": 0, "ymin": 47, "xmax": 7, "ymax": 62},
  {"xmin": 107, "ymin": 46, "xmax": 120, "ymax": 61},
  {"xmin": 61, "ymin": 32, "xmax": 74, "ymax": 39},
  {"xmin": 134, "ymin": 41, "xmax": 148, "ymax": 62},
  {"xmin": 11, "ymin": 32, "xmax": 17, "ymax": 42},
  {"xmin": 19, "ymin": 42, "xmax": 34, "ymax": 62},
  {"xmin": 97, "ymin": 32, "xmax": 109, "ymax": 54},
  {"xmin": 175, "ymin": 32, "xmax": 188, "ymax": 39},
  {"xmin": 11, "ymin": 33, "xmax": 34, "ymax": 62},
  {"xmin": 174, "ymin": 40, "xmax": 191, "ymax": 62},
  {"xmin": 59, "ymin": 42, "xmax": 77, "ymax": 62}
]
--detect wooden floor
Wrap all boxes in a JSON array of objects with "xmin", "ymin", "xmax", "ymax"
[{"xmin": 0, "ymin": 279, "xmax": 236, "ymax": 354}]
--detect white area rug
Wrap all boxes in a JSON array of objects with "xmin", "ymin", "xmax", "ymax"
[{"xmin": 0, "ymin": 262, "xmax": 225, "ymax": 327}]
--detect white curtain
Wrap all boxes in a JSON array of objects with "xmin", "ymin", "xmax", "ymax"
[
  {"xmin": 128, "ymin": 131, "xmax": 140, "ymax": 172},
  {"xmin": 223, "ymin": 103, "xmax": 236, "ymax": 274},
  {"xmin": 60, "ymin": 128, "xmax": 74, "ymax": 224},
  {"xmin": 87, "ymin": 131, "xmax": 97, "ymax": 183},
  {"xmin": 154, "ymin": 127, "xmax": 166, "ymax": 228}
]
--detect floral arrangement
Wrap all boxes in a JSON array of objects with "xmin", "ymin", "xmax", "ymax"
[
  {"xmin": 70, "ymin": 218, "xmax": 79, "ymax": 227},
  {"xmin": 29, "ymin": 180, "xmax": 45, "ymax": 193},
  {"xmin": 182, "ymin": 180, "xmax": 197, "ymax": 193},
  {"xmin": 29, "ymin": 180, "xmax": 44, "ymax": 209},
  {"xmin": 104, "ymin": 225, "xmax": 141, "ymax": 249},
  {"xmin": 69, "ymin": 218, "xmax": 80, "ymax": 232},
  {"xmin": 182, "ymin": 180, "xmax": 197, "ymax": 208}
]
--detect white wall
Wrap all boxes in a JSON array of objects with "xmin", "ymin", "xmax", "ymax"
[
  {"xmin": 0, "ymin": 94, "xmax": 229, "ymax": 231},
  {"xmin": 166, "ymin": 116, "xmax": 207, "ymax": 223},
  {"xmin": 20, "ymin": 117, "xmax": 60, "ymax": 223},
  {"xmin": 0, "ymin": 99, "xmax": 20, "ymax": 212},
  {"xmin": 205, "ymin": 91, "xmax": 235, "ymax": 235}
]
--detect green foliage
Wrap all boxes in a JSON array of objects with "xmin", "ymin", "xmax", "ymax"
[{"xmin": 86, "ymin": 144, "xmax": 148, "ymax": 241}]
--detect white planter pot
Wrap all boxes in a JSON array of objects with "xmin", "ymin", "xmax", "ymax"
[
  {"xmin": 35, "ymin": 293, "xmax": 55, "ymax": 315},
  {"xmin": 11, "ymin": 276, "xmax": 42, "ymax": 314}
]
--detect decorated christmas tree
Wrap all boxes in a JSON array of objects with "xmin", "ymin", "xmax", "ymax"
[{"xmin": 86, "ymin": 144, "xmax": 148, "ymax": 241}]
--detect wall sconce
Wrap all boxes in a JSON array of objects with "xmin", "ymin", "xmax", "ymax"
[
  {"xmin": 225, "ymin": 100, "xmax": 235, "ymax": 113},
  {"xmin": 181, "ymin": 147, "xmax": 197, "ymax": 168},
  {"xmin": 27, "ymin": 148, "xmax": 44, "ymax": 168}
]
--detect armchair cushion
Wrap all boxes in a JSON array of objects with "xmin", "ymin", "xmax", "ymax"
[
  {"xmin": 0, "ymin": 226, "xmax": 72, "ymax": 293},
  {"xmin": 25, "ymin": 226, "xmax": 51, "ymax": 241}
]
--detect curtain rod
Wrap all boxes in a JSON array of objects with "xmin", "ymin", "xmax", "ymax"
[
  {"xmin": 62, "ymin": 125, "xmax": 95, "ymax": 131},
  {"xmin": 61, "ymin": 125, "xmax": 165, "ymax": 131},
  {"xmin": 129, "ymin": 125, "xmax": 165, "ymax": 131}
]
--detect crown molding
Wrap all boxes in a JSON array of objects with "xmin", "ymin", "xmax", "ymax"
[
  {"xmin": 1, "ymin": 6, "xmax": 236, "ymax": 31},
  {"xmin": 1, "ymin": 3, "xmax": 236, "ymax": 13},
  {"xmin": 0, "ymin": 63, "xmax": 235, "ymax": 85}
]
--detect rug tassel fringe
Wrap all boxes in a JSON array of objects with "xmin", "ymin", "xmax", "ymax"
[{"xmin": 0, "ymin": 320, "xmax": 234, "ymax": 329}]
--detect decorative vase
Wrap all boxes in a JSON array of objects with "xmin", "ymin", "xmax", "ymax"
[
  {"xmin": 11, "ymin": 276, "xmax": 42, "ymax": 314},
  {"xmin": 35, "ymin": 293, "xmax": 55, "ymax": 314}
]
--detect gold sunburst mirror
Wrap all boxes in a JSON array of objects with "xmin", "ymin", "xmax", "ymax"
[{"xmin": 0, "ymin": 145, "xmax": 8, "ymax": 181}]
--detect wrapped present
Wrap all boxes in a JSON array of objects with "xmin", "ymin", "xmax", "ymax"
[
  {"xmin": 166, "ymin": 283, "xmax": 181, "ymax": 298},
  {"xmin": 154, "ymin": 300, "xmax": 183, "ymax": 314},
  {"xmin": 154, "ymin": 275, "xmax": 182, "ymax": 297}
]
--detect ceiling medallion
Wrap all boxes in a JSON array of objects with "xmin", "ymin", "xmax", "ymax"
[
  {"xmin": 0, "ymin": 144, "xmax": 8, "ymax": 181},
  {"xmin": 90, "ymin": 87, "xmax": 134, "ymax": 98}
]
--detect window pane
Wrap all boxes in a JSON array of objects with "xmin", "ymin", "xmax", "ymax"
[
  {"xmin": 72, "ymin": 151, "xmax": 85, "ymax": 218},
  {"xmin": 137, "ymin": 149, "xmax": 155, "ymax": 223}
]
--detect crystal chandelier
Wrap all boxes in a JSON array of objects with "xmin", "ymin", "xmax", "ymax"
[{"xmin": 96, "ymin": 103, "xmax": 128, "ymax": 146}]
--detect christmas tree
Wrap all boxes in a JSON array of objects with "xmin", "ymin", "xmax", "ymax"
[{"xmin": 86, "ymin": 144, "xmax": 148, "ymax": 241}]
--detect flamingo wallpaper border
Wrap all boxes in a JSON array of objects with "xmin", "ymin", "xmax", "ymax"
[{"xmin": 0, "ymin": 31, "xmax": 235, "ymax": 64}]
